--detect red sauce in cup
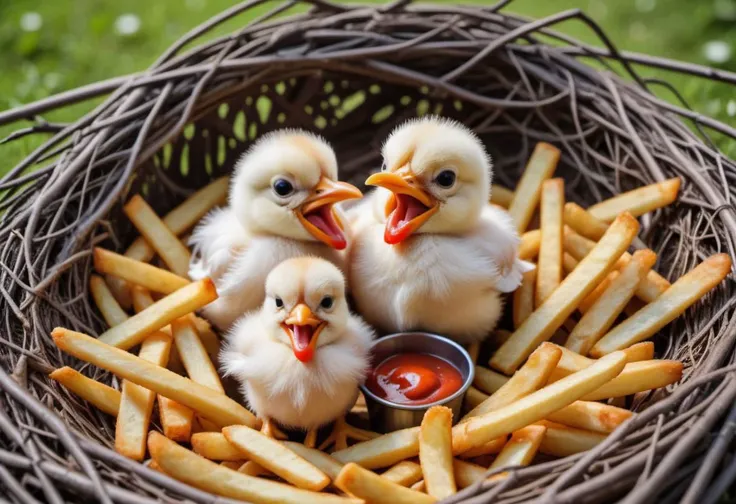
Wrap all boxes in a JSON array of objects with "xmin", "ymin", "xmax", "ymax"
[{"xmin": 365, "ymin": 353, "xmax": 463, "ymax": 406}]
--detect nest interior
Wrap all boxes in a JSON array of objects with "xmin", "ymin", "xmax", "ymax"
[{"xmin": 0, "ymin": 0, "xmax": 735, "ymax": 503}]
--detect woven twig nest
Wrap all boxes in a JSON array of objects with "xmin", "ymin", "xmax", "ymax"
[{"xmin": 1, "ymin": 0, "xmax": 735, "ymax": 502}]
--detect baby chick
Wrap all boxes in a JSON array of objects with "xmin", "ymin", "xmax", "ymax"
[
  {"xmin": 189, "ymin": 130, "xmax": 362, "ymax": 330},
  {"xmin": 220, "ymin": 257, "xmax": 374, "ymax": 445},
  {"xmin": 348, "ymin": 117, "xmax": 533, "ymax": 344}
]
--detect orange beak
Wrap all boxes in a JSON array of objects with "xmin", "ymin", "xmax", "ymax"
[
  {"xmin": 281, "ymin": 303, "xmax": 326, "ymax": 363},
  {"xmin": 296, "ymin": 177, "xmax": 362, "ymax": 250},
  {"xmin": 365, "ymin": 168, "xmax": 439, "ymax": 244}
]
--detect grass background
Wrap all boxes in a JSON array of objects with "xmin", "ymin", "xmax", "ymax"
[{"xmin": 0, "ymin": 0, "xmax": 734, "ymax": 172}]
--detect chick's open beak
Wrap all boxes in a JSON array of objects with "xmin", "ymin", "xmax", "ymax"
[
  {"xmin": 365, "ymin": 168, "xmax": 439, "ymax": 244},
  {"xmin": 296, "ymin": 177, "xmax": 362, "ymax": 250},
  {"xmin": 282, "ymin": 303, "xmax": 326, "ymax": 363}
]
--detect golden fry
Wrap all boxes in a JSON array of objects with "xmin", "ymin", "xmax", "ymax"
[
  {"xmin": 124, "ymin": 195, "xmax": 192, "ymax": 278},
  {"xmin": 99, "ymin": 279, "xmax": 217, "ymax": 350},
  {"xmin": 115, "ymin": 331, "xmax": 172, "ymax": 461},
  {"xmin": 581, "ymin": 360, "xmax": 684, "ymax": 401},
  {"xmin": 588, "ymin": 178, "xmax": 681, "ymax": 223},
  {"xmin": 508, "ymin": 143, "xmax": 560, "ymax": 232},
  {"xmin": 158, "ymin": 396, "xmax": 194, "ymax": 442},
  {"xmin": 564, "ymin": 227, "xmax": 670, "ymax": 303},
  {"xmin": 456, "ymin": 435, "xmax": 506, "ymax": 459},
  {"xmin": 519, "ymin": 230, "xmax": 541, "ymax": 260},
  {"xmin": 223, "ymin": 425, "xmax": 329, "ymax": 491},
  {"xmin": 49, "ymin": 367, "xmax": 121, "ymax": 416},
  {"xmin": 335, "ymin": 463, "xmax": 436, "ymax": 504},
  {"xmin": 452, "ymin": 351, "xmax": 626, "ymax": 454},
  {"xmin": 419, "ymin": 406, "xmax": 456, "ymax": 499},
  {"xmin": 53, "ymin": 328, "xmax": 257, "ymax": 428},
  {"xmin": 94, "ymin": 248, "xmax": 190, "ymax": 295},
  {"xmin": 381, "ymin": 461, "xmax": 423, "ymax": 487},
  {"xmin": 332, "ymin": 427, "xmax": 420, "ymax": 470},
  {"xmin": 578, "ymin": 271, "xmax": 619, "ymax": 314},
  {"xmin": 591, "ymin": 254, "xmax": 732, "ymax": 356},
  {"xmin": 283, "ymin": 442, "xmax": 344, "ymax": 481},
  {"xmin": 536, "ymin": 178, "xmax": 564, "ymax": 306},
  {"xmin": 546, "ymin": 400, "xmax": 632, "ymax": 433},
  {"xmin": 149, "ymin": 432, "xmax": 360, "ymax": 504},
  {"xmin": 463, "ymin": 386, "xmax": 489, "ymax": 412},
  {"xmin": 488, "ymin": 424, "xmax": 546, "ymax": 480},
  {"xmin": 490, "ymin": 184, "xmax": 515, "ymax": 208},
  {"xmin": 513, "ymin": 268, "xmax": 536, "ymax": 329},
  {"xmin": 553, "ymin": 342, "xmax": 654, "ymax": 379},
  {"xmin": 490, "ymin": 214, "xmax": 639, "ymax": 374},
  {"xmin": 563, "ymin": 202, "xmax": 610, "ymax": 241},
  {"xmin": 537, "ymin": 421, "xmax": 606, "ymax": 457},
  {"xmin": 567, "ymin": 249, "xmax": 657, "ymax": 355},
  {"xmin": 473, "ymin": 366, "xmax": 508, "ymax": 395},
  {"xmin": 453, "ymin": 459, "xmax": 486, "ymax": 489},
  {"xmin": 171, "ymin": 317, "xmax": 223, "ymax": 393},
  {"xmin": 90, "ymin": 275, "xmax": 129, "ymax": 327},
  {"xmin": 191, "ymin": 432, "xmax": 243, "ymax": 461},
  {"xmin": 469, "ymin": 343, "xmax": 561, "ymax": 421}
]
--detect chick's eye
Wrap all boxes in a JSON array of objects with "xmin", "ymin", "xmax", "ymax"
[
  {"xmin": 273, "ymin": 179, "xmax": 294, "ymax": 197},
  {"xmin": 320, "ymin": 296, "xmax": 334, "ymax": 309},
  {"xmin": 274, "ymin": 297, "xmax": 283, "ymax": 308},
  {"xmin": 435, "ymin": 170, "xmax": 456, "ymax": 188}
]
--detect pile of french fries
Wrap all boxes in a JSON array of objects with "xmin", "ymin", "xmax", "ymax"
[{"xmin": 47, "ymin": 142, "xmax": 731, "ymax": 504}]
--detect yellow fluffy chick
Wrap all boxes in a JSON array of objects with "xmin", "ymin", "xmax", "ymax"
[
  {"xmin": 348, "ymin": 117, "xmax": 533, "ymax": 344},
  {"xmin": 220, "ymin": 257, "xmax": 374, "ymax": 443},
  {"xmin": 188, "ymin": 130, "xmax": 362, "ymax": 330}
]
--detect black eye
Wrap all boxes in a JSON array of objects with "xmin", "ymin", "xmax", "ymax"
[
  {"xmin": 273, "ymin": 179, "xmax": 294, "ymax": 197},
  {"xmin": 435, "ymin": 170, "xmax": 456, "ymax": 188},
  {"xmin": 320, "ymin": 296, "xmax": 334, "ymax": 309},
  {"xmin": 274, "ymin": 297, "xmax": 283, "ymax": 308}
]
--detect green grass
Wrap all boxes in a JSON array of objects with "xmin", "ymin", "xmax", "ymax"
[{"xmin": 1, "ymin": 0, "xmax": 734, "ymax": 172}]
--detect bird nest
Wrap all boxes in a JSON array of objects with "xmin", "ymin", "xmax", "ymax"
[{"xmin": 1, "ymin": 0, "xmax": 735, "ymax": 502}]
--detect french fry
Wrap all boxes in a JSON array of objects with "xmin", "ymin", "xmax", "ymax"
[
  {"xmin": 469, "ymin": 343, "xmax": 561, "ymax": 421},
  {"xmin": 381, "ymin": 461, "xmax": 423, "ymax": 487},
  {"xmin": 536, "ymin": 178, "xmax": 564, "ymax": 306},
  {"xmin": 48, "ymin": 367, "xmax": 121, "ymax": 416},
  {"xmin": 124, "ymin": 195, "xmax": 192, "ymax": 278},
  {"xmin": 158, "ymin": 396, "xmax": 194, "ymax": 442},
  {"xmin": 490, "ymin": 185, "xmax": 514, "ymax": 208},
  {"xmin": 94, "ymin": 248, "xmax": 190, "ymax": 295},
  {"xmin": 507, "ymin": 143, "xmax": 560, "ymax": 232},
  {"xmin": 419, "ymin": 406, "xmax": 456, "ymax": 499},
  {"xmin": 98, "ymin": 279, "xmax": 217, "ymax": 350},
  {"xmin": 223, "ymin": 425, "xmax": 329, "ymax": 491},
  {"xmin": 577, "ymin": 271, "xmax": 619, "ymax": 314},
  {"xmin": 238, "ymin": 461, "xmax": 270, "ymax": 477},
  {"xmin": 107, "ymin": 177, "xmax": 228, "ymax": 308},
  {"xmin": 148, "ymin": 460, "xmax": 165, "ymax": 473},
  {"xmin": 456, "ymin": 435, "xmax": 506, "ymax": 459},
  {"xmin": 453, "ymin": 459, "xmax": 486, "ymax": 489},
  {"xmin": 519, "ymin": 230, "xmax": 541, "ymax": 260},
  {"xmin": 487, "ymin": 424, "xmax": 546, "ymax": 480},
  {"xmin": 171, "ymin": 318, "xmax": 224, "ymax": 393},
  {"xmin": 191, "ymin": 432, "xmax": 243, "ymax": 461},
  {"xmin": 283, "ymin": 442, "xmax": 344, "ymax": 481},
  {"xmin": 90, "ymin": 275, "xmax": 129, "ymax": 327},
  {"xmin": 546, "ymin": 400, "xmax": 632, "ymax": 433},
  {"xmin": 562, "ymin": 252, "xmax": 579, "ymax": 274},
  {"xmin": 563, "ymin": 202, "xmax": 610, "ymax": 241},
  {"xmin": 52, "ymin": 328, "xmax": 257, "ymax": 428},
  {"xmin": 473, "ymin": 366, "xmax": 508, "ymax": 395},
  {"xmin": 148, "ymin": 432, "xmax": 361, "ymax": 504},
  {"xmin": 537, "ymin": 421, "xmax": 606, "ymax": 457},
  {"xmin": 564, "ymin": 227, "xmax": 670, "ymax": 303},
  {"xmin": 591, "ymin": 254, "xmax": 732, "ymax": 356},
  {"xmin": 554, "ymin": 342, "xmax": 654, "ymax": 378},
  {"xmin": 221, "ymin": 461, "xmax": 245, "ymax": 470},
  {"xmin": 335, "ymin": 463, "xmax": 436, "ymax": 504},
  {"xmin": 567, "ymin": 250, "xmax": 657, "ymax": 355},
  {"xmin": 332, "ymin": 427, "xmax": 420, "ymax": 470},
  {"xmin": 411, "ymin": 480, "xmax": 426, "ymax": 492},
  {"xmin": 467, "ymin": 342, "xmax": 480, "ymax": 364},
  {"xmin": 116, "ymin": 331, "xmax": 172, "ymax": 460},
  {"xmin": 587, "ymin": 178, "xmax": 681, "ymax": 223},
  {"xmin": 513, "ymin": 269, "xmax": 536, "ymax": 329},
  {"xmin": 581, "ymin": 360, "xmax": 684, "ymax": 401},
  {"xmin": 464, "ymin": 386, "xmax": 489, "ymax": 412},
  {"xmin": 490, "ymin": 214, "xmax": 639, "ymax": 374},
  {"xmin": 130, "ymin": 286, "xmax": 185, "ymax": 374},
  {"xmin": 452, "ymin": 351, "xmax": 626, "ymax": 454}
]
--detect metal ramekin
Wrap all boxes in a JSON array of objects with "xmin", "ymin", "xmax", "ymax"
[{"xmin": 360, "ymin": 332, "xmax": 475, "ymax": 432}]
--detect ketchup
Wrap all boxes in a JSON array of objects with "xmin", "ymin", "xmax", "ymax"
[{"xmin": 366, "ymin": 353, "xmax": 463, "ymax": 406}]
